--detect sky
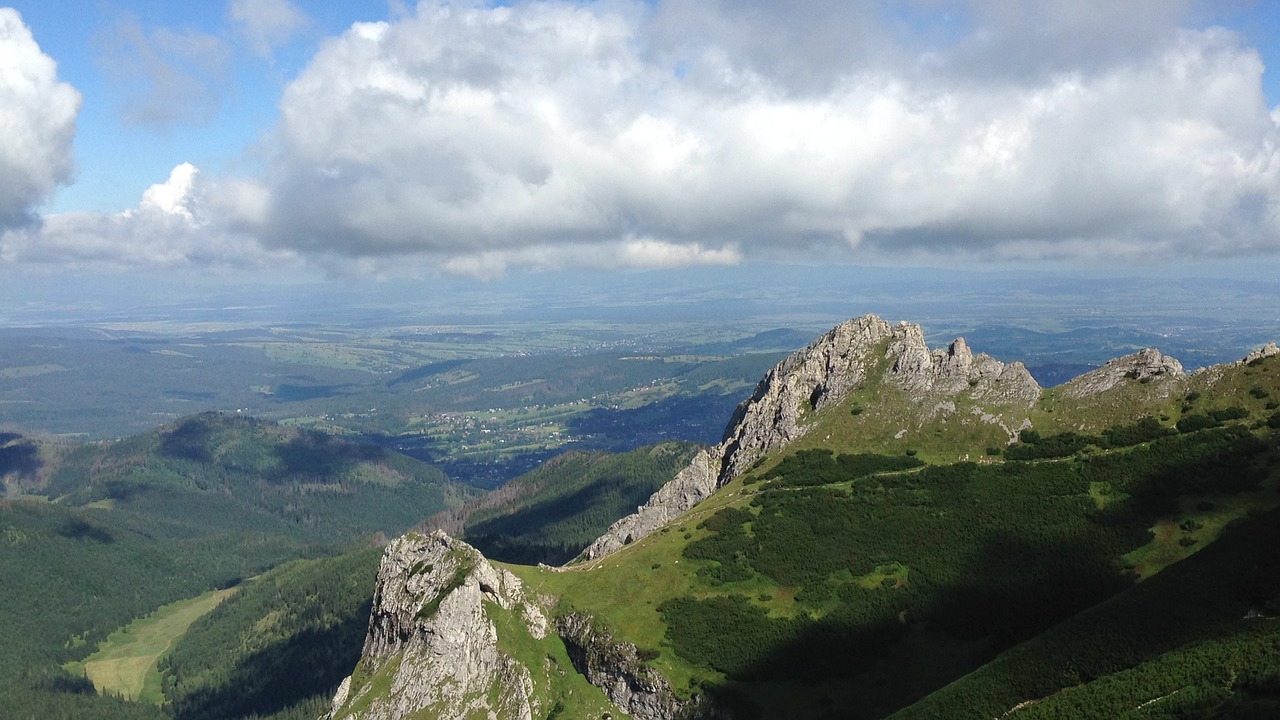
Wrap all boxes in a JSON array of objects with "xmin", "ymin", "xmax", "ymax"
[{"xmin": 1, "ymin": 0, "xmax": 1279, "ymax": 287}]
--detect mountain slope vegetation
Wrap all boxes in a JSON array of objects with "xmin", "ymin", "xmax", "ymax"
[
  {"xmin": 500, "ymin": 333, "xmax": 1280, "ymax": 719},
  {"xmin": 422, "ymin": 440, "xmax": 702, "ymax": 565},
  {"xmin": 8, "ymin": 321, "xmax": 1280, "ymax": 720},
  {"xmin": 161, "ymin": 549, "xmax": 383, "ymax": 720},
  {"xmin": 0, "ymin": 413, "xmax": 469, "ymax": 719}
]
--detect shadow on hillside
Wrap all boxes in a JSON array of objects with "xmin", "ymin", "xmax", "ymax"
[
  {"xmin": 0, "ymin": 434, "xmax": 41, "ymax": 486},
  {"xmin": 57, "ymin": 517, "xmax": 114, "ymax": 543},
  {"xmin": 169, "ymin": 600, "xmax": 370, "ymax": 720},
  {"xmin": 671, "ymin": 530, "xmax": 1138, "ymax": 720},
  {"xmin": 159, "ymin": 418, "xmax": 216, "ymax": 462},
  {"xmin": 466, "ymin": 481, "xmax": 630, "ymax": 565},
  {"xmin": 565, "ymin": 392, "xmax": 741, "ymax": 449},
  {"xmin": 273, "ymin": 432, "xmax": 382, "ymax": 483}
]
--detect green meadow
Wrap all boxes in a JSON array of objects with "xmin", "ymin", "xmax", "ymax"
[{"xmin": 67, "ymin": 587, "xmax": 238, "ymax": 704}]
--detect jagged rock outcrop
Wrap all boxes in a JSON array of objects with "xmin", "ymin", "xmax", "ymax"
[
  {"xmin": 1059, "ymin": 348, "xmax": 1184, "ymax": 398},
  {"xmin": 325, "ymin": 531, "xmax": 551, "ymax": 720},
  {"xmin": 556, "ymin": 612, "xmax": 693, "ymax": 720},
  {"xmin": 1243, "ymin": 342, "xmax": 1280, "ymax": 365},
  {"xmin": 569, "ymin": 449, "xmax": 720, "ymax": 560},
  {"xmin": 577, "ymin": 314, "xmax": 1041, "ymax": 562}
]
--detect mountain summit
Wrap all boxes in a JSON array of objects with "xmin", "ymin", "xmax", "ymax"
[{"xmin": 579, "ymin": 313, "xmax": 1040, "ymax": 560}]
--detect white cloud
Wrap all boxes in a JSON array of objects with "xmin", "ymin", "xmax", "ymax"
[
  {"xmin": 0, "ymin": 163, "xmax": 297, "ymax": 271},
  {"xmin": 228, "ymin": 0, "xmax": 308, "ymax": 58},
  {"xmin": 140, "ymin": 162, "xmax": 199, "ymax": 218},
  {"xmin": 0, "ymin": 8, "xmax": 80, "ymax": 230},
  {"xmin": 10, "ymin": 1, "xmax": 1279, "ymax": 277},
  {"xmin": 227, "ymin": 0, "xmax": 1279, "ymax": 274}
]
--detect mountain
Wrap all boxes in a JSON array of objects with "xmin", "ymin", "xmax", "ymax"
[
  {"xmin": 0, "ymin": 413, "xmax": 473, "ymax": 719},
  {"xmin": 325, "ymin": 314, "xmax": 1280, "ymax": 719},
  {"xmin": 580, "ymin": 315, "xmax": 1041, "ymax": 561},
  {"xmin": 29, "ymin": 411, "xmax": 476, "ymax": 541}
]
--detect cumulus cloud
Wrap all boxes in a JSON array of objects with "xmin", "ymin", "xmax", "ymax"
[
  {"xmin": 95, "ymin": 14, "xmax": 231, "ymax": 128},
  {"xmin": 0, "ymin": 163, "xmax": 297, "ymax": 271},
  {"xmin": 0, "ymin": 8, "xmax": 80, "ymax": 230},
  {"xmin": 229, "ymin": 0, "xmax": 308, "ymax": 58},
  {"xmin": 225, "ymin": 0, "xmax": 1279, "ymax": 274}
]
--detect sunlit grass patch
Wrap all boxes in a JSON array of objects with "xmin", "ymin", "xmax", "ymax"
[{"xmin": 65, "ymin": 586, "xmax": 238, "ymax": 704}]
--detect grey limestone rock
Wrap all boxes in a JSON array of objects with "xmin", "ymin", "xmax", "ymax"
[
  {"xmin": 1059, "ymin": 348, "xmax": 1184, "ymax": 398},
  {"xmin": 556, "ymin": 612, "xmax": 692, "ymax": 720},
  {"xmin": 1242, "ymin": 342, "xmax": 1279, "ymax": 365},
  {"xmin": 325, "ymin": 531, "xmax": 549, "ymax": 720}
]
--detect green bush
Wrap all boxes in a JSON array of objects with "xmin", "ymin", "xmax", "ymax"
[{"xmin": 1177, "ymin": 414, "xmax": 1218, "ymax": 433}]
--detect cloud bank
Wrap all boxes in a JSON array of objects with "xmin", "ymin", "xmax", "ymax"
[
  {"xmin": 2, "ymin": 162, "xmax": 297, "ymax": 270},
  {"xmin": 245, "ymin": 0, "xmax": 1280, "ymax": 273},
  {"xmin": 9, "ymin": 1, "xmax": 1280, "ymax": 276}
]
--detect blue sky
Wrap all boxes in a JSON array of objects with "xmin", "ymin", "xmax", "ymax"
[
  {"xmin": 1, "ymin": 1, "xmax": 1279, "ymax": 283},
  {"xmin": 7, "ymin": 0, "xmax": 398, "ymax": 214}
]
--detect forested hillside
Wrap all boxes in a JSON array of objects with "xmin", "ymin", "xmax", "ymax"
[
  {"xmin": 161, "ymin": 550, "xmax": 383, "ymax": 720},
  {"xmin": 0, "ymin": 414, "xmax": 468, "ymax": 719},
  {"xmin": 440, "ymin": 441, "xmax": 702, "ymax": 565}
]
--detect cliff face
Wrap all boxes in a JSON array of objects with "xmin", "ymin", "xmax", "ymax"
[
  {"xmin": 325, "ymin": 531, "xmax": 550, "ymax": 720},
  {"xmin": 326, "ymin": 532, "xmax": 699, "ymax": 720},
  {"xmin": 556, "ymin": 612, "xmax": 692, "ymax": 720},
  {"xmin": 577, "ymin": 314, "xmax": 1041, "ymax": 562}
]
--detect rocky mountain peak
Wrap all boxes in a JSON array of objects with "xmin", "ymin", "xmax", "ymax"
[
  {"xmin": 1060, "ymin": 348, "xmax": 1185, "ymax": 398},
  {"xmin": 577, "ymin": 314, "xmax": 1041, "ymax": 562},
  {"xmin": 327, "ymin": 530, "xmax": 691, "ymax": 720},
  {"xmin": 326, "ymin": 531, "xmax": 548, "ymax": 720},
  {"xmin": 1243, "ymin": 342, "xmax": 1280, "ymax": 365}
]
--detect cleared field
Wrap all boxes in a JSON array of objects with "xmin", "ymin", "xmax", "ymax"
[{"xmin": 67, "ymin": 586, "xmax": 238, "ymax": 704}]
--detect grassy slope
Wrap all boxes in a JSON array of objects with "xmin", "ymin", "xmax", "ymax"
[
  {"xmin": 66, "ymin": 587, "xmax": 237, "ymax": 703},
  {"xmin": 161, "ymin": 549, "xmax": 382, "ymax": 720},
  {"xmin": 486, "ymin": 601, "xmax": 618, "ymax": 718},
  {"xmin": 509, "ymin": 350, "xmax": 1280, "ymax": 718}
]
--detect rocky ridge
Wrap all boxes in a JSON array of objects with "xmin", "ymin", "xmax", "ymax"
[
  {"xmin": 1243, "ymin": 342, "xmax": 1280, "ymax": 365},
  {"xmin": 577, "ymin": 313, "xmax": 1042, "ymax": 562},
  {"xmin": 325, "ymin": 531, "xmax": 550, "ymax": 720},
  {"xmin": 1059, "ymin": 348, "xmax": 1185, "ymax": 398}
]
